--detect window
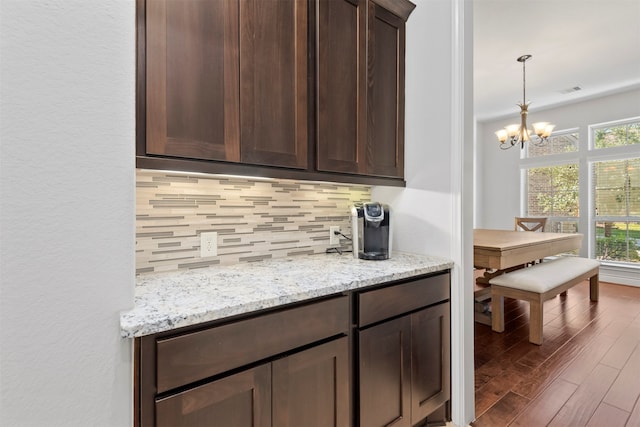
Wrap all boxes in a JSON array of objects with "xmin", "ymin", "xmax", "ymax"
[
  {"xmin": 590, "ymin": 118, "xmax": 640, "ymax": 266},
  {"xmin": 526, "ymin": 131, "xmax": 578, "ymax": 158},
  {"xmin": 526, "ymin": 164, "xmax": 579, "ymax": 217},
  {"xmin": 523, "ymin": 118, "xmax": 640, "ymax": 268},
  {"xmin": 525, "ymin": 164, "xmax": 579, "ymax": 235},
  {"xmin": 524, "ymin": 130, "xmax": 580, "ymax": 235},
  {"xmin": 593, "ymin": 157, "xmax": 640, "ymax": 264},
  {"xmin": 593, "ymin": 121, "xmax": 640, "ymax": 149}
]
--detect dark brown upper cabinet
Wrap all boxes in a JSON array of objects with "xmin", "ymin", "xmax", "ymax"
[
  {"xmin": 145, "ymin": 0, "xmax": 241, "ymax": 162},
  {"xmin": 365, "ymin": 0, "xmax": 409, "ymax": 178},
  {"xmin": 143, "ymin": 0, "xmax": 307, "ymax": 169},
  {"xmin": 239, "ymin": 0, "xmax": 308, "ymax": 169},
  {"xmin": 316, "ymin": 0, "xmax": 414, "ymax": 178},
  {"xmin": 137, "ymin": 0, "xmax": 413, "ymax": 185},
  {"xmin": 316, "ymin": 0, "xmax": 367, "ymax": 175}
]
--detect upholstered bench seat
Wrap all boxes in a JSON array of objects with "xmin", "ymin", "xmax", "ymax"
[{"xmin": 489, "ymin": 257, "xmax": 600, "ymax": 345}]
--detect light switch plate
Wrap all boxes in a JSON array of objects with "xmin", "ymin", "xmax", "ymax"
[{"xmin": 200, "ymin": 232, "xmax": 218, "ymax": 257}]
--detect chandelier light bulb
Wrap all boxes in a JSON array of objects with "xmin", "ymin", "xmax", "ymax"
[
  {"xmin": 505, "ymin": 124, "xmax": 520, "ymax": 138},
  {"xmin": 532, "ymin": 122, "xmax": 549, "ymax": 135},
  {"xmin": 495, "ymin": 129, "xmax": 508, "ymax": 143}
]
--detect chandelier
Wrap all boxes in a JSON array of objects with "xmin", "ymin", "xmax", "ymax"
[{"xmin": 495, "ymin": 54, "xmax": 555, "ymax": 150}]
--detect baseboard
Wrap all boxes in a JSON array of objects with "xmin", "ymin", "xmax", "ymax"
[{"xmin": 600, "ymin": 264, "xmax": 640, "ymax": 287}]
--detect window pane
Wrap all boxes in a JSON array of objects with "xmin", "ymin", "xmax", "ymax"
[
  {"xmin": 595, "ymin": 221, "xmax": 640, "ymax": 264},
  {"xmin": 548, "ymin": 219, "xmax": 578, "ymax": 233},
  {"xmin": 547, "ymin": 219, "xmax": 579, "ymax": 254},
  {"xmin": 527, "ymin": 132, "xmax": 578, "ymax": 157},
  {"xmin": 527, "ymin": 164, "xmax": 579, "ymax": 217},
  {"xmin": 593, "ymin": 158, "xmax": 640, "ymax": 216},
  {"xmin": 594, "ymin": 121, "xmax": 640, "ymax": 149}
]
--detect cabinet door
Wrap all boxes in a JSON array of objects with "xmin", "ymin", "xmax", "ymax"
[
  {"xmin": 155, "ymin": 364, "xmax": 271, "ymax": 427},
  {"xmin": 359, "ymin": 316, "xmax": 412, "ymax": 427},
  {"xmin": 411, "ymin": 302, "xmax": 451, "ymax": 422},
  {"xmin": 316, "ymin": 0, "xmax": 367, "ymax": 174},
  {"xmin": 146, "ymin": 0, "xmax": 241, "ymax": 162},
  {"xmin": 239, "ymin": 0, "xmax": 308, "ymax": 169},
  {"xmin": 366, "ymin": 1, "xmax": 406, "ymax": 178},
  {"xmin": 272, "ymin": 337, "xmax": 350, "ymax": 427}
]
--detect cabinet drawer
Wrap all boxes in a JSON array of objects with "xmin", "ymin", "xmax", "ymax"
[
  {"xmin": 357, "ymin": 273, "xmax": 449, "ymax": 327},
  {"xmin": 156, "ymin": 295, "xmax": 349, "ymax": 393}
]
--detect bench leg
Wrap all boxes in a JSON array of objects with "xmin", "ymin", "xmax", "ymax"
[
  {"xmin": 529, "ymin": 298, "xmax": 544, "ymax": 345},
  {"xmin": 491, "ymin": 294, "xmax": 505, "ymax": 333},
  {"xmin": 590, "ymin": 274, "xmax": 599, "ymax": 302}
]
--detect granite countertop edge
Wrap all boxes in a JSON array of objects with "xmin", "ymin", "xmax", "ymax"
[{"xmin": 120, "ymin": 251, "xmax": 454, "ymax": 338}]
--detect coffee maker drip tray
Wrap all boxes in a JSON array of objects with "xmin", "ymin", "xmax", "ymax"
[{"xmin": 359, "ymin": 251, "xmax": 389, "ymax": 260}]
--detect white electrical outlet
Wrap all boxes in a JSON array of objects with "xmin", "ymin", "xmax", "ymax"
[
  {"xmin": 200, "ymin": 232, "xmax": 218, "ymax": 257},
  {"xmin": 329, "ymin": 226, "xmax": 340, "ymax": 245}
]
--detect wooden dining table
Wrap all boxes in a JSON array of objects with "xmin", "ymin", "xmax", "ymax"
[
  {"xmin": 473, "ymin": 228, "xmax": 584, "ymax": 324},
  {"xmin": 474, "ymin": 228, "xmax": 583, "ymax": 271}
]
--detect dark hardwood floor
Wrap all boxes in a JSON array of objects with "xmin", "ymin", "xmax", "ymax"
[{"xmin": 472, "ymin": 280, "xmax": 640, "ymax": 427}]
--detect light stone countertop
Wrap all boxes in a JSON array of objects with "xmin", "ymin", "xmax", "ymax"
[{"xmin": 120, "ymin": 251, "xmax": 453, "ymax": 338}]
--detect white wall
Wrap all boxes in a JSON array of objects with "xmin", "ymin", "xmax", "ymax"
[
  {"xmin": 476, "ymin": 88, "xmax": 640, "ymax": 229},
  {"xmin": 373, "ymin": 0, "xmax": 475, "ymax": 424},
  {"xmin": 0, "ymin": 1, "xmax": 135, "ymax": 426},
  {"xmin": 375, "ymin": 0, "xmax": 455, "ymax": 257}
]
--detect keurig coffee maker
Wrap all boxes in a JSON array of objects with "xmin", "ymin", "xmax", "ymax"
[{"xmin": 351, "ymin": 202, "xmax": 392, "ymax": 260}]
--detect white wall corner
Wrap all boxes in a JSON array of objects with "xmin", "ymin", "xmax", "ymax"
[{"xmin": 449, "ymin": 0, "xmax": 476, "ymax": 425}]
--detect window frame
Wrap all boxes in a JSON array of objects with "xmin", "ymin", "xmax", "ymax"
[
  {"xmin": 520, "ymin": 128, "xmax": 581, "ymax": 233},
  {"xmin": 522, "ymin": 163, "xmax": 580, "ymax": 223},
  {"xmin": 588, "ymin": 117, "xmax": 640, "ymax": 264},
  {"xmin": 520, "ymin": 117, "xmax": 640, "ymax": 269},
  {"xmin": 524, "ymin": 129, "xmax": 579, "ymax": 159},
  {"xmin": 589, "ymin": 116, "xmax": 640, "ymax": 151}
]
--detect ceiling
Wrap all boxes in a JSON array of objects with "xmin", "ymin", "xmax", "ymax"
[{"xmin": 473, "ymin": 0, "xmax": 640, "ymax": 122}]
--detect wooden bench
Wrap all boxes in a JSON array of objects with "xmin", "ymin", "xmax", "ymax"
[{"xmin": 489, "ymin": 257, "xmax": 600, "ymax": 345}]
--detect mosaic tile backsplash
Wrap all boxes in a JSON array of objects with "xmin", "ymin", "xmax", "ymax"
[{"xmin": 136, "ymin": 170, "xmax": 371, "ymax": 274}]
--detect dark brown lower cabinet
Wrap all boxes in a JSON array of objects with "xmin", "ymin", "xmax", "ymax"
[
  {"xmin": 273, "ymin": 337, "xmax": 350, "ymax": 427},
  {"xmin": 359, "ymin": 315, "xmax": 412, "ymax": 427},
  {"xmin": 136, "ymin": 272, "xmax": 451, "ymax": 427},
  {"xmin": 154, "ymin": 337, "xmax": 349, "ymax": 427},
  {"xmin": 155, "ymin": 364, "xmax": 271, "ymax": 427},
  {"xmin": 358, "ymin": 303, "xmax": 451, "ymax": 427},
  {"xmin": 357, "ymin": 274, "xmax": 451, "ymax": 427},
  {"xmin": 411, "ymin": 302, "xmax": 451, "ymax": 423}
]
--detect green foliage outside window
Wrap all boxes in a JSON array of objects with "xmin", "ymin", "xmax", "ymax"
[
  {"xmin": 596, "ymin": 235, "xmax": 640, "ymax": 261},
  {"xmin": 594, "ymin": 122, "xmax": 640, "ymax": 149},
  {"xmin": 527, "ymin": 164, "xmax": 579, "ymax": 217},
  {"xmin": 595, "ymin": 222, "xmax": 640, "ymax": 262}
]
